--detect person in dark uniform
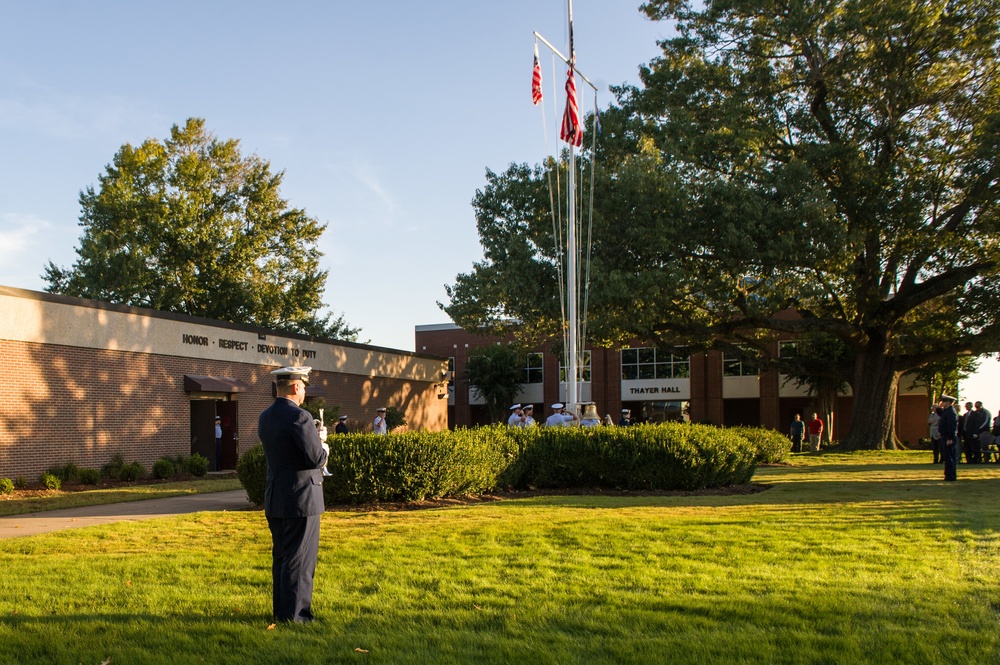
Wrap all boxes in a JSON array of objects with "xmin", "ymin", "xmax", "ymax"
[
  {"xmin": 618, "ymin": 409, "xmax": 631, "ymax": 427},
  {"xmin": 939, "ymin": 395, "xmax": 959, "ymax": 482},
  {"xmin": 335, "ymin": 415, "xmax": 349, "ymax": 434},
  {"xmin": 258, "ymin": 366, "xmax": 329, "ymax": 623},
  {"xmin": 214, "ymin": 416, "xmax": 223, "ymax": 471}
]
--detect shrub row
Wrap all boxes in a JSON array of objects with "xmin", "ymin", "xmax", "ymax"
[
  {"xmin": 238, "ymin": 423, "xmax": 785, "ymax": 506},
  {"xmin": 29, "ymin": 453, "xmax": 210, "ymax": 490}
]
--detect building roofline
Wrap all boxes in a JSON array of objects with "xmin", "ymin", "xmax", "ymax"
[
  {"xmin": 0, "ymin": 284, "xmax": 441, "ymax": 361},
  {"xmin": 415, "ymin": 322, "xmax": 462, "ymax": 332}
]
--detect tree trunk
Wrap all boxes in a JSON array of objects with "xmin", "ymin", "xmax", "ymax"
[
  {"xmin": 816, "ymin": 384, "xmax": 837, "ymax": 445},
  {"xmin": 841, "ymin": 343, "xmax": 901, "ymax": 450}
]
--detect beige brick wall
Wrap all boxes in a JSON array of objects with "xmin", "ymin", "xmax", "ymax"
[{"xmin": 0, "ymin": 342, "xmax": 447, "ymax": 480}]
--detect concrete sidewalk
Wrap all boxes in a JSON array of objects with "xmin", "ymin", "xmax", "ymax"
[{"xmin": 0, "ymin": 489, "xmax": 254, "ymax": 539}]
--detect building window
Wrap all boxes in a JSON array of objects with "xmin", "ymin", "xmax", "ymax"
[
  {"xmin": 523, "ymin": 352, "xmax": 544, "ymax": 384},
  {"xmin": 448, "ymin": 357, "xmax": 455, "ymax": 387},
  {"xmin": 620, "ymin": 347, "xmax": 690, "ymax": 380},
  {"xmin": 559, "ymin": 350, "xmax": 592, "ymax": 382},
  {"xmin": 723, "ymin": 348, "xmax": 759, "ymax": 377},
  {"xmin": 778, "ymin": 341, "xmax": 799, "ymax": 358}
]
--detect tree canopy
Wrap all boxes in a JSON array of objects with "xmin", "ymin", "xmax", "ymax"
[
  {"xmin": 45, "ymin": 118, "xmax": 359, "ymax": 341},
  {"xmin": 444, "ymin": 0, "xmax": 1000, "ymax": 448},
  {"xmin": 463, "ymin": 343, "xmax": 526, "ymax": 424}
]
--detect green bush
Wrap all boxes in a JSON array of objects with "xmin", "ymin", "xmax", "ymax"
[
  {"xmin": 47, "ymin": 462, "xmax": 81, "ymax": 483},
  {"xmin": 0, "ymin": 478, "xmax": 14, "ymax": 495},
  {"xmin": 729, "ymin": 426, "xmax": 790, "ymax": 464},
  {"xmin": 236, "ymin": 444, "xmax": 267, "ymax": 506},
  {"xmin": 118, "ymin": 462, "xmax": 146, "ymax": 482},
  {"xmin": 187, "ymin": 453, "xmax": 210, "ymax": 477},
  {"xmin": 14, "ymin": 476, "xmax": 26, "ymax": 489},
  {"xmin": 507, "ymin": 423, "xmax": 759, "ymax": 491},
  {"xmin": 40, "ymin": 473, "xmax": 62, "ymax": 490},
  {"xmin": 238, "ymin": 423, "xmax": 768, "ymax": 507},
  {"xmin": 152, "ymin": 458, "xmax": 176, "ymax": 480},
  {"xmin": 385, "ymin": 406, "xmax": 407, "ymax": 432},
  {"xmin": 324, "ymin": 427, "xmax": 517, "ymax": 504},
  {"xmin": 170, "ymin": 455, "xmax": 189, "ymax": 474},
  {"xmin": 78, "ymin": 468, "xmax": 101, "ymax": 485},
  {"xmin": 101, "ymin": 454, "xmax": 126, "ymax": 479}
]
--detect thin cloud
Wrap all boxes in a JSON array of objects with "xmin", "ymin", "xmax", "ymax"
[{"xmin": 0, "ymin": 73, "xmax": 165, "ymax": 140}]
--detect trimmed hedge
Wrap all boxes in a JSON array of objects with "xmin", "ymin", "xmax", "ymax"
[
  {"xmin": 236, "ymin": 444, "xmax": 268, "ymax": 506},
  {"xmin": 729, "ymin": 426, "xmax": 790, "ymax": 464},
  {"xmin": 238, "ymin": 423, "xmax": 781, "ymax": 506},
  {"xmin": 324, "ymin": 428, "xmax": 518, "ymax": 504}
]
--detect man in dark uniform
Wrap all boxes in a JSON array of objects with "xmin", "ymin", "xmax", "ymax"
[
  {"xmin": 618, "ymin": 409, "xmax": 631, "ymax": 427},
  {"xmin": 258, "ymin": 366, "xmax": 328, "ymax": 623},
  {"xmin": 939, "ymin": 395, "xmax": 959, "ymax": 482},
  {"xmin": 335, "ymin": 415, "xmax": 349, "ymax": 434}
]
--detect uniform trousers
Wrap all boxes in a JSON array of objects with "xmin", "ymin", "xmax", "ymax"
[
  {"xmin": 942, "ymin": 441, "xmax": 958, "ymax": 481},
  {"xmin": 267, "ymin": 515, "xmax": 320, "ymax": 622}
]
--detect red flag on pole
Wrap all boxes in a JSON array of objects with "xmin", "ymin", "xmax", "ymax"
[
  {"xmin": 560, "ymin": 68, "xmax": 582, "ymax": 147},
  {"xmin": 532, "ymin": 43, "xmax": 543, "ymax": 105}
]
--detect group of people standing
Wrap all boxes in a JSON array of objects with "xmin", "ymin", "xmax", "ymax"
[
  {"xmin": 507, "ymin": 403, "xmax": 642, "ymax": 428},
  {"xmin": 789, "ymin": 412, "xmax": 825, "ymax": 453},
  {"xmin": 928, "ymin": 398, "xmax": 998, "ymax": 480}
]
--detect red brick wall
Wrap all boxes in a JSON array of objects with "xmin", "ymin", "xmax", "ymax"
[
  {"xmin": 415, "ymin": 326, "xmax": 929, "ymax": 445},
  {"xmin": 0, "ymin": 340, "xmax": 446, "ymax": 479}
]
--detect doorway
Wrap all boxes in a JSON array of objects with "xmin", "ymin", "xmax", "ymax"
[{"xmin": 190, "ymin": 400, "xmax": 239, "ymax": 470}]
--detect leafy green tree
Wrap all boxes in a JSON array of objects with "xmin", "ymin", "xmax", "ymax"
[
  {"xmin": 463, "ymin": 343, "xmax": 526, "ymax": 424},
  {"xmin": 44, "ymin": 118, "xmax": 359, "ymax": 341},
  {"xmin": 445, "ymin": 0, "xmax": 1000, "ymax": 449},
  {"xmin": 384, "ymin": 406, "xmax": 408, "ymax": 432}
]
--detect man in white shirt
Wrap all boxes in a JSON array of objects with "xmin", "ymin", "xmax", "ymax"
[
  {"xmin": 373, "ymin": 407, "xmax": 388, "ymax": 435},
  {"xmin": 545, "ymin": 403, "xmax": 578, "ymax": 427},
  {"xmin": 508, "ymin": 404, "xmax": 524, "ymax": 427},
  {"xmin": 522, "ymin": 404, "xmax": 535, "ymax": 427}
]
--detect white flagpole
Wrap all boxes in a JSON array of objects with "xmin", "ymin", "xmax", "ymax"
[
  {"xmin": 566, "ymin": 0, "xmax": 581, "ymax": 416},
  {"xmin": 535, "ymin": 0, "xmax": 596, "ymax": 419}
]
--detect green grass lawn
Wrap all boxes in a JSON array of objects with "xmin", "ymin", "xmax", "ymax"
[
  {"xmin": 0, "ymin": 451, "xmax": 998, "ymax": 664},
  {"xmin": 0, "ymin": 476, "xmax": 243, "ymax": 516}
]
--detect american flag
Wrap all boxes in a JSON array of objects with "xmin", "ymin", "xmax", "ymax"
[
  {"xmin": 560, "ymin": 68, "xmax": 582, "ymax": 147},
  {"xmin": 532, "ymin": 43, "xmax": 543, "ymax": 105}
]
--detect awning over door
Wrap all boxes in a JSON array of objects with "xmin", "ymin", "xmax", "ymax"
[{"xmin": 184, "ymin": 375, "xmax": 252, "ymax": 393}]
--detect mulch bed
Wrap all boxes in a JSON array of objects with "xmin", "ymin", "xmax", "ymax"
[
  {"xmin": 332, "ymin": 483, "xmax": 772, "ymax": 512},
  {"xmin": 0, "ymin": 474, "xmax": 233, "ymax": 501}
]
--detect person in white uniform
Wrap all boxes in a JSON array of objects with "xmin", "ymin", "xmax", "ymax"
[
  {"xmin": 545, "ymin": 403, "xmax": 578, "ymax": 427},
  {"xmin": 508, "ymin": 404, "xmax": 524, "ymax": 427},
  {"xmin": 373, "ymin": 407, "xmax": 388, "ymax": 435}
]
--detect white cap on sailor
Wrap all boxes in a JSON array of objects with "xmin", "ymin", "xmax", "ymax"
[
  {"xmin": 510, "ymin": 403, "xmax": 522, "ymax": 410},
  {"xmin": 551, "ymin": 403, "xmax": 564, "ymax": 410},
  {"xmin": 270, "ymin": 366, "xmax": 312, "ymax": 384}
]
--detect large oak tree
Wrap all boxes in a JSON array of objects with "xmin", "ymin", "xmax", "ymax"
[
  {"xmin": 444, "ymin": 0, "xmax": 1000, "ymax": 448},
  {"xmin": 45, "ymin": 118, "xmax": 358, "ymax": 341}
]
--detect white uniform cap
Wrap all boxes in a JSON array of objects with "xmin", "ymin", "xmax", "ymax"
[
  {"xmin": 510, "ymin": 403, "xmax": 522, "ymax": 410},
  {"xmin": 338, "ymin": 415, "xmax": 348, "ymax": 420},
  {"xmin": 551, "ymin": 403, "xmax": 564, "ymax": 410},
  {"xmin": 621, "ymin": 409, "xmax": 630, "ymax": 413},
  {"xmin": 270, "ymin": 366, "xmax": 312, "ymax": 384},
  {"xmin": 940, "ymin": 394, "xmax": 956, "ymax": 402}
]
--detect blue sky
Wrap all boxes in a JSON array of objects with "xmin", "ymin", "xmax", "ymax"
[
  {"xmin": 1, "ymin": 0, "xmax": 997, "ymax": 411},
  {"xmin": 0, "ymin": 0, "xmax": 666, "ymax": 348}
]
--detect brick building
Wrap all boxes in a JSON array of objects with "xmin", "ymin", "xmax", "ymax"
[
  {"xmin": 0, "ymin": 285, "xmax": 449, "ymax": 479},
  {"xmin": 415, "ymin": 323, "xmax": 930, "ymax": 445}
]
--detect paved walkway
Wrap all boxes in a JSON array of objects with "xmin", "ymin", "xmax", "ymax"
[{"xmin": 0, "ymin": 489, "xmax": 253, "ymax": 539}]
